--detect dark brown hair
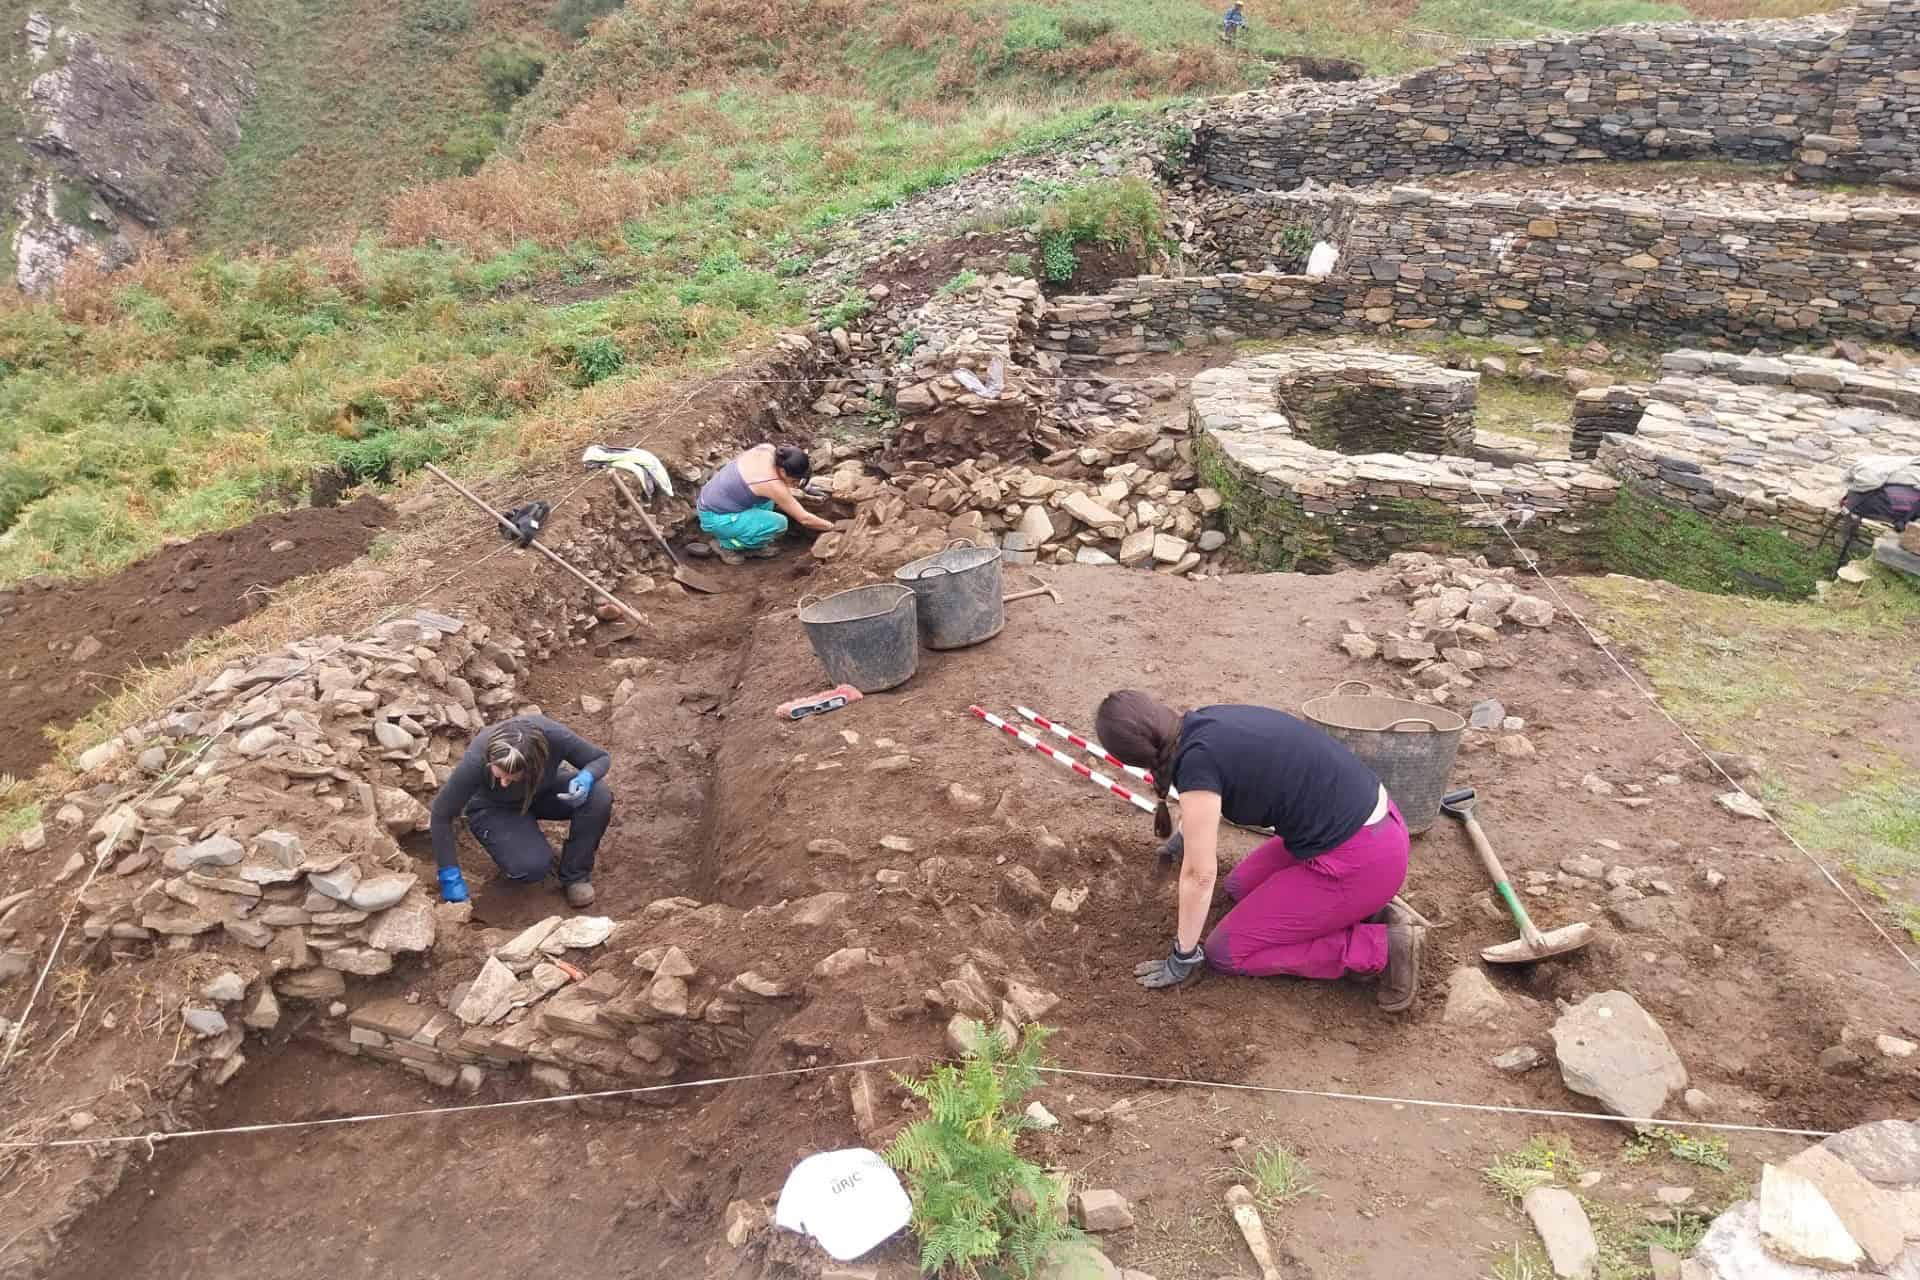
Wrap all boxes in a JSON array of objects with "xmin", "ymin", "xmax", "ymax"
[
  {"xmin": 1095, "ymin": 690, "xmax": 1182, "ymax": 838},
  {"xmin": 485, "ymin": 722, "xmax": 550, "ymax": 814}
]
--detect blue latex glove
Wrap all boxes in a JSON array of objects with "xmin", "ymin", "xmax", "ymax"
[
  {"xmin": 1134, "ymin": 942, "xmax": 1204, "ymax": 990},
  {"xmin": 565, "ymin": 771, "xmax": 595, "ymax": 807},
  {"xmin": 438, "ymin": 866, "xmax": 469, "ymax": 903}
]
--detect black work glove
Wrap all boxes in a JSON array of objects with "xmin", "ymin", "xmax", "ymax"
[
  {"xmin": 1158, "ymin": 829, "xmax": 1184, "ymax": 865},
  {"xmin": 1133, "ymin": 942, "xmax": 1204, "ymax": 990}
]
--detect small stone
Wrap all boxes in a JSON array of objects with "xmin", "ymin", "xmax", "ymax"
[
  {"xmin": 1874, "ymin": 1034, "xmax": 1916, "ymax": 1059},
  {"xmin": 1654, "ymin": 1186, "xmax": 1694, "ymax": 1206},
  {"xmin": 1026, "ymin": 1102, "xmax": 1059, "ymax": 1130},
  {"xmin": 16, "ymin": 823, "xmax": 45, "ymax": 853},
  {"xmin": 1494, "ymin": 735, "xmax": 1536, "ymax": 758},
  {"xmin": 182, "ymin": 1007, "xmax": 229, "ymax": 1037},
  {"xmin": 1050, "ymin": 886, "xmax": 1088, "ymax": 916},
  {"xmin": 348, "ymin": 873, "xmax": 415, "ymax": 913},
  {"xmin": 1549, "ymin": 991, "xmax": 1688, "ymax": 1124},
  {"xmin": 254, "ymin": 831, "xmax": 303, "ymax": 867},
  {"xmin": 1493, "ymin": 1046, "xmax": 1543, "ymax": 1072},
  {"xmin": 1382, "ymin": 637, "xmax": 1438, "ymax": 664},
  {"xmin": 457, "ymin": 1065, "xmax": 484, "ymax": 1094},
  {"xmin": 454, "ymin": 956, "xmax": 519, "ymax": 1025},
  {"xmin": 1340, "ymin": 633, "xmax": 1379, "ymax": 660},
  {"xmin": 1522, "ymin": 1186, "xmax": 1599, "ymax": 1280},
  {"xmin": 878, "ymin": 835, "xmax": 916, "ymax": 854},
  {"xmin": 807, "ymin": 838, "xmax": 851, "ymax": 859},
  {"xmin": 869, "ymin": 754, "xmax": 911, "ymax": 773},
  {"xmin": 1074, "ymin": 1189, "xmax": 1135, "ymax": 1232},
  {"xmin": 579, "ymin": 696, "xmax": 605, "ymax": 715},
  {"xmin": 548, "ymin": 915, "xmax": 613, "ymax": 949},
  {"xmin": 68, "ymin": 1110, "xmax": 95, "ymax": 1132},
  {"xmin": 1682, "ymin": 1088, "xmax": 1712, "ymax": 1115},
  {"xmin": 1581, "ymin": 773, "xmax": 1615, "ymax": 797},
  {"xmin": 1443, "ymin": 967, "xmax": 1508, "ymax": 1027},
  {"xmin": 1469, "ymin": 699, "xmax": 1505, "ymax": 729},
  {"xmin": 1003, "ymin": 866, "xmax": 1048, "ymax": 906},
  {"xmin": 1559, "ymin": 855, "xmax": 1605, "ymax": 880},
  {"xmin": 1716, "ymin": 791, "xmax": 1768, "ymax": 820},
  {"xmin": 241, "ymin": 985, "xmax": 280, "ymax": 1030},
  {"xmin": 1758, "ymin": 1163, "xmax": 1863, "ymax": 1270},
  {"xmin": 308, "ymin": 863, "xmax": 362, "ymax": 903},
  {"xmin": 201, "ymin": 972, "xmax": 247, "ymax": 1003},
  {"xmin": 1197, "ymin": 530, "xmax": 1227, "ymax": 553},
  {"xmin": 813, "ymin": 947, "xmax": 875, "ymax": 979},
  {"xmin": 947, "ymin": 783, "xmax": 985, "ymax": 811},
  {"xmin": 167, "ymin": 834, "xmax": 244, "ymax": 872},
  {"xmin": 1505, "ymin": 595, "xmax": 1555, "ymax": 628}
]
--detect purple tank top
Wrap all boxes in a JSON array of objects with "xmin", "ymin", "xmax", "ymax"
[{"xmin": 698, "ymin": 458, "xmax": 759, "ymax": 514}]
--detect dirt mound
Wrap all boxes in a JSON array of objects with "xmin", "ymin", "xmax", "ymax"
[{"xmin": 0, "ymin": 497, "xmax": 390, "ymax": 777}]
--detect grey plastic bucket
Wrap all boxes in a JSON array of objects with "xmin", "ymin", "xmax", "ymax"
[
  {"xmin": 1301, "ymin": 680, "xmax": 1466, "ymax": 835},
  {"xmin": 797, "ymin": 584, "xmax": 919, "ymax": 693},
  {"xmin": 893, "ymin": 539, "xmax": 1005, "ymax": 651}
]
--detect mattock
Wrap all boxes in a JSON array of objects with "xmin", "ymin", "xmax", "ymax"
[{"xmin": 1003, "ymin": 573, "xmax": 1060, "ymax": 606}]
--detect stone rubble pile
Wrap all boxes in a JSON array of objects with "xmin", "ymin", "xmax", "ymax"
[
  {"xmin": 1341, "ymin": 552, "xmax": 1557, "ymax": 709},
  {"xmin": 20, "ymin": 608, "xmax": 570, "ymax": 1089},
  {"xmin": 1691, "ymin": 1120, "xmax": 1920, "ymax": 1278},
  {"xmin": 809, "ymin": 408, "xmax": 1233, "ymax": 577}
]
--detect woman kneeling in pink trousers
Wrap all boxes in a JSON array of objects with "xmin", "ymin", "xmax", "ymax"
[{"xmin": 1095, "ymin": 690, "xmax": 1426, "ymax": 1010}]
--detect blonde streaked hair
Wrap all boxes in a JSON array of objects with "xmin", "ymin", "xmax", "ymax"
[{"xmin": 485, "ymin": 723, "xmax": 549, "ymax": 814}]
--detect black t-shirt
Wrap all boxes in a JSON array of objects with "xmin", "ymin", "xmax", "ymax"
[{"xmin": 1171, "ymin": 705, "xmax": 1381, "ymax": 859}]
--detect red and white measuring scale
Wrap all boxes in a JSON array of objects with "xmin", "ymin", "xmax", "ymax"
[{"xmin": 967, "ymin": 705, "xmax": 1157, "ymax": 814}]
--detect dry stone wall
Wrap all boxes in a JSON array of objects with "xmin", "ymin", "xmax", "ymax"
[
  {"xmin": 1196, "ymin": 14, "xmax": 1857, "ymax": 192},
  {"xmin": 1794, "ymin": 0, "xmax": 1920, "ymax": 186},
  {"xmin": 1192, "ymin": 353, "xmax": 1619, "ymax": 572},
  {"xmin": 1205, "ymin": 185, "xmax": 1920, "ymax": 344}
]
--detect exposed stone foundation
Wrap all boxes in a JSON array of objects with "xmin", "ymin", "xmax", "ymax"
[
  {"xmin": 1199, "ymin": 184, "xmax": 1920, "ymax": 344},
  {"xmin": 1191, "ymin": 353, "xmax": 1618, "ymax": 571},
  {"xmin": 1195, "ymin": 6, "xmax": 1918, "ymax": 193}
]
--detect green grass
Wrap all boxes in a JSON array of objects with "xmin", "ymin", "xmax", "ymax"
[
  {"xmin": 1234, "ymin": 1141, "xmax": 1319, "ymax": 1207},
  {"xmin": 1585, "ymin": 566, "xmax": 1920, "ymax": 940},
  {"xmin": 1475, "ymin": 379, "xmax": 1574, "ymax": 447},
  {"xmin": 1488, "ymin": 1241, "xmax": 1553, "ymax": 1280},
  {"xmin": 1412, "ymin": 0, "xmax": 1686, "ymax": 40},
  {"xmin": 1481, "ymin": 1137, "xmax": 1580, "ymax": 1202},
  {"xmin": 1642, "ymin": 1211, "xmax": 1712, "ymax": 1255},
  {"xmin": 1624, "ymin": 1127, "xmax": 1732, "ymax": 1173},
  {"xmin": 191, "ymin": 0, "xmax": 557, "ymax": 251}
]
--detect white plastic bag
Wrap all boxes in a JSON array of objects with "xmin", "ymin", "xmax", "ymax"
[
  {"xmin": 1306, "ymin": 241, "xmax": 1339, "ymax": 279},
  {"xmin": 773, "ymin": 1148, "xmax": 912, "ymax": 1261}
]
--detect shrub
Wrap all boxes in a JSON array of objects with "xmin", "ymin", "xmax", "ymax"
[
  {"xmin": 1004, "ymin": 250, "xmax": 1033, "ymax": 277},
  {"xmin": 479, "ymin": 40, "xmax": 548, "ymax": 109},
  {"xmin": 1039, "ymin": 233, "xmax": 1076, "ymax": 282},
  {"xmin": 405, "ymin": 0, "xmax": 470, "ymax": 43},
  {"xmin": 1278, "ymin": 222, "xmax": 1314, "ymax": 266},
  {"xmin": 1034, "ymin": 177, "xmax": 1167, "ymax": 263},
  {"xmin": 1157, "ymin": 123, "xmax": 1194, "ymax": 178},
  {"xmin": 1060, "ymin": 15, "xmax": 1116, "ymax": 41},
  {"xmin": 885, "ymin": 1024, "xmax": 1083, "ymax": 1277},
  {"xmin": 569, "ymin": 334, "xmax": 626, "ymax": 384},
  {"xmin": 547, "ymin": 0, "xmax": 621, "ymax": 38},
  {"xmin": 936, "ymin": 268, "xmax": 982, "ymax": 296},
  {"xmin": 1003, "ymin": 6, "xmax": 1066, "ymax": 54},
  {"xmin": 443, "ymin": 117, "xmax": 506, "ymax": 175}
]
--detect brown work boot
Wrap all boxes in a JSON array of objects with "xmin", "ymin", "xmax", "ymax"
[
  {"xmin": 1368, "ymin": 899, "xmax": 1415, "ymax": 927},
  {"xmin": 715, "ymin": 546, "xmax": 746, "ymax": 566},
  {"xmin": 1377, "ymin": 924, "xmax": 1424, "ymax": 1012}
]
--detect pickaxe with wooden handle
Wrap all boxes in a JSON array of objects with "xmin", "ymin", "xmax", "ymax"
[{"xmin": 1003, "ymin": 575, "xmax": 1060, "ymax": 606}]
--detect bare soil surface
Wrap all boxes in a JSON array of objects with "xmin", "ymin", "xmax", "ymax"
[
  {"xmin": 0, "ymin": 496, "xmax": 390, "ymax": 777},
  {"xmin": 28, "ymin": 558, "xmax": 1918, "ymax": 1280}
]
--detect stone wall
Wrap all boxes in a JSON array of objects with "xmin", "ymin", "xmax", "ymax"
[
  {"xmin": 886, "ymin": 273, "xmax": 1050, "ymax": 464},
  {"xmin": 1192, "ymin": 354, "xmax": 1619, "ymax": 572},
  {"xmin": 1795, "ymin": 0, "xmax": 1920, "ymax": 186},
  {"xmin": 1200, "ymin": 185, "xmax": 1920, "ymax": 344},
  {"xmin": 1196, "ymin": 15, "xmax": 1846, "ymax": 192}
]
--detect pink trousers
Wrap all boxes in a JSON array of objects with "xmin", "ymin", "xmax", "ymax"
[{"xmin": 1201, "ymin": 803, "xmax": 1410, "ymax": 979}]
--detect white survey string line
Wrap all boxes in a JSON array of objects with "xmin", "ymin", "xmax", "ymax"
[
  {"xmin": 0, "ymin": 1049, "xmax": 1841, "ymax": 1153},
  {"xmin": 1464, "ymin": 489, "xmax": 1920, "ymax": 978},
  {"xmin": 0, "ymin": 1057, "xmax": 919, "ymax": 1152},
  {"xmin": 1033, "ymin": 1066, "xmax": 1837, "ymax": 1139}
]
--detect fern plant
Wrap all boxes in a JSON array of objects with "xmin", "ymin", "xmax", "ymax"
[{"xmin": 885, "ymin": 1023, "xmax": 1082, "ymax": 1277}]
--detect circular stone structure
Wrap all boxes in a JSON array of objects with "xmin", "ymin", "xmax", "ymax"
[
  {"xmin": 1258, "ymin": 347, "xmax": 1479, "ymax": 456},
  {"xmin": 1191, "ymin": 348, "xmax": 1619, "ymax": 571}
]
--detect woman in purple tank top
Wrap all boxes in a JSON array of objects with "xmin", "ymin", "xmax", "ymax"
[{"xmin": 696, "ymin": 444, "xmax": 834, "ymax": 564}]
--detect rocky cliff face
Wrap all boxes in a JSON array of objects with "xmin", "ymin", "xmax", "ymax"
[{"xmin": 10, "ymin": 0, "xmax": 256, "ymax": 292}]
